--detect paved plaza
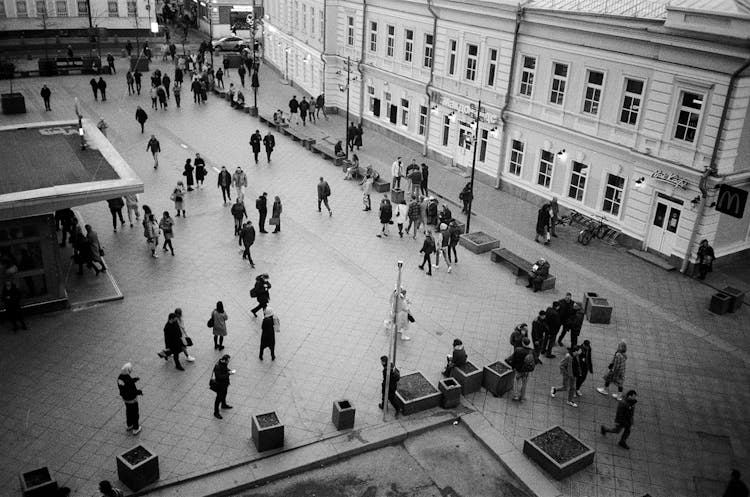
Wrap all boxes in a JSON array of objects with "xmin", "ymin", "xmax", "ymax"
[{"xmin": 0, "ymin": 51, "xmax": 748, "ymax": 497}]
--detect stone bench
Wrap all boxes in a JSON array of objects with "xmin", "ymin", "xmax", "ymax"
[
  {"xmin": 284, "ymin": 126, "xmax": 315, "ymax": 147},
  {"xmin": 491, "ymin": 248, "xmax": 556, "ymax": 291},
  {"xmin": 311, "ymin": 142, "xmax": 342, "ymax": 164}
]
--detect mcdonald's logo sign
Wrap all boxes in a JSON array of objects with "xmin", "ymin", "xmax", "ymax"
[{"xmin": 715, "ymin": 184, "xmax": 747, "ymax": 219}]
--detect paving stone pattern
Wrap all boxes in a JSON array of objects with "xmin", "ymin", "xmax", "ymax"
[{"xmin": 0, "ymin": 54, "xmax": 748, "ymax": 497}]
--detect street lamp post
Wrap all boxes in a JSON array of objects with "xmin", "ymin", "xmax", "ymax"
[
  {"xmin": 465, "ymin": 99, "xmax": 482, "ymax": 234},
  {"xmin": 250, "ymin": 8, "xmax": 259, "ymax": 115},
  {"xmin": 338, "ymin": 56, "xmax": 353, "ymax": 161},
  {"xmin": 382, "ymin": 261, "xmax": 404, "ymax": 420},
  {"xmin": 208, "ymin": 1, "xmax": 214, "ymax": 66}
]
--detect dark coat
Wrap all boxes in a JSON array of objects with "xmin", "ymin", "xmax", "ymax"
[
  {"xmin": 544, "ymin": 307, "xmax": 560, "ymax": 334},
  {"xmin": 2, "ymin": 284, "xmax": 22, "ymax": 312},
  {"xmin": 509, "ymin": 345, "xmax": 532, "ymax": 372},
  {"xmin": 420, "ymin": 236, "xmax": 436, "ymax": 255},
  {"xmin": 451, "ymin": 346, "xmax": 467, "ymax": 367},
  {"xmin": 531, "ymin": 317, "xmax": 548, "ymax": 344},
  {"xmin": 40, "ymin": 86, "xmax": 51, "ymax": 100},
  {"xmin": 567, "ymin": 308, "xmax": 585, "ymax": 333},
  {"xmin": 536, "ymin": 204, "xmax": 551, "ymax": 235},
  {"xmin": 117, "ymin": 374, "xmax": 141, "ymax": 401},
  {"xmin": 250, "ymin": 132, "xmax": 262, "ymax": 153},
  {"xmin": 577, "ymin": 344, "xmax": 593, "ymax": 375},
  {"xmin": 135, "ymin": 108, "xmax": 148, "ymax": 124},
  {"xmin": 272, "ymin": 200, "xmax": 282, "ymax": 218},
  {"xmin": 97, "ymin": 78, "xmax": 107, "ymax": 91},
  {"xmin": 163, "ymin": 320, "xmax": 183, "ymax": 353},
  {"xmin": 213, "ymin": 360, "xmax": 230, "ymax": 389},
  {"xmin": 288, "ymin": 98, "xmax": 299, "ymax": 113},
  {"xmin": 614, "ymin": 398, "xmax": 636, "ymax": 427},
  {"xmin": 317, "ymin": 181, "xmax": 331, "ymax": 199},
  {"xmin": 261, "ymin": 315, "xmax": 276, "ymax": 348},
  {"xmin": 263, "ymin": 134, "xmax": 275, "ymax": 151},
  {"xmin": 253, "ymin": 280, "xmax": 271, "ymax": 305},
  {"xmin": 256, "ymin": 196, "xmax": 268, "ymax": 213},
  {"xmin": 379, "ymin": 200, "xmax": 392, "ymax": 224},
  {"xmin": 241, "ymin": 224, "xmax": 256, "ymax": 247},
  {"xmin": 107, "ymin": 197, "xmax": 125, "ymax": 211},
  {"xmin": 218, "ymin": 170, "xmax": 232, "ymax": 187},
  {"xmin": 557, "ymin": 298, "xmax": 575, "ymax": 323}
]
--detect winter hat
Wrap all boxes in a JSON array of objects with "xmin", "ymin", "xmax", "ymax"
[{"xmin": 263, "ymin": 307, "xmax": 274, "ymax": 317}]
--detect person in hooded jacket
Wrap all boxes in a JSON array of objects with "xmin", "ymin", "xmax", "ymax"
[
  {"xmin": 418, "ymin": 231, "xmax": 436, "ymax": 276},
  {"xmin": 601, "ymin": 389, "xmax": 638, "ymax": 450},
  {"xmin": 117, "ymin": 362, "xmax": 143, "ymax": 435}
]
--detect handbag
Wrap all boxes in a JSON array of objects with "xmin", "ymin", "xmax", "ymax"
[
  {"xmin": 207, "ymin": 316, "xmax": 214, "ymax": 328},
  {"xmin": 99, "ymin": 248, "xmax": 105, "ymax": 256},
  {"xmin": 269, "ymin": 216, "xmax": 279, "ymax": 226},
  {"xmin": 407, "ymin": 311, "xmax": 415, "ymax": 323},
  {"xmin": 209, "ymin": 375, "xmax": 218, "ymax": 392},
  {"xmin": 182, "ymin": 336, "xmax": 193, "ymax": 347}
]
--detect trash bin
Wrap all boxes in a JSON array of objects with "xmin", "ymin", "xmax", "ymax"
[
  {"xmin": 390, "ymin": 189, "xmax": 405, "ymax": 204},
  {"xmin": 586, "ymin": 297, "xmax": 612, "ymax": 324},
  {"xmin": 709, "ymin": 292, "xmax": 732, "ymax": 315},
  {"xmin": 582, "ymin": 292, "xmax": 598, "ymax": 316},
  {"xmin": 721, "ymin": 286, "xmax": 745, "ymax": 313}
]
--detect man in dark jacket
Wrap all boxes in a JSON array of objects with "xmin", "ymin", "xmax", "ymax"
[
  {"xmin": 531, "ymin": 310, "xmax": 547, "ymax": 365},
  {"xmin": 299, "ymin": 96, "xmax": 310, "ymax": 126},
  {"xmin": 97, "ymin": 77, "xmax": 107, "ymax": 101},
  {"xmin": 509, "ymin": 323, "xmax": 529, "ymax": 351},
  {"xmin": 379, "ymin": 355, "xmax": 401, "ymax": 414},
  {"xmin": 40, "ymin": 84, "xmax": 52, "ymax": 111},
  {"xmin": 230, "ymin": 198, "xmax": 247, "ymax": 236},
  {"xmin": 256, "ymin": 192, "xmax": 268, "ymax": 233},
  {"xmin": 565, "ymin": 302, "xmax": 585, "ymax": 348},
  {"xmin": 240, "ymin": 221, "xmax": 256, "ymax": 267},
  {"xmin": 2, "ymin": 281, "xmax": 26, "ymax": 331},
  {"xmin": 418, "ymin": 231, "xmax": 436, "ymax": 275},
  {"xmin": 263, "ymin": 131, "xmax": 275, "ymax": 162},
  {"xmin": 509, "ymin": 337, "xmax": 534, "ymax": 401},
  {"xmin": 162, "ymin": 313, "xmax": 184, "ymax": 370},
  {"xmin": 250, "ymin": 129, "xmax": 262, "ymax": 164},
  {"xmin": 217, "ymin": 166, "xmax": 232, "ymax": 203},
  {"xmin": 405, "ymin": 196, "xmax": 423, "ymax": 239},
  {"xmin": 146, "ymin": 135, "xmax": 160, "ymax": 168},
  {"xmin": 107, "ymin": 197, "xmax": 126, "ymax": 231},
  {"xmin": 420, "ymin": 163, "xmax": 430, "ymax": 196},
  {"xmin": 556, "ymin": 293, "xmax": 575, "ymax": 344},
  {"xmin": 535, "ymin": 203, "xmax": 552, "ymax": 245},
  {"xmin": 543, "ymin": 301, "xmax": 561, "ymax": 358},
  {"xmin": 288, "ymin": 95, "xmax": 300, "ymax": 125},
  {"xmin": 601, "ymin": 390, "xmax": 637, "ymax": 449},
  {"xmin": 117, "ymin": 363, "xmax": 143, "ymax": 434},
  {"xmin": 442, "ymin": 338, "xmax": 468, "ymax": 377},
  {"xmin": 134, "ymin": 70, "xmax": 143, "ymax": 94},
  {"xmin": 317, "ymin": 177, "xmax": 332, "ymax": 215},
  {"xmin": 527, "ymin": 258, "xmax": 550, "ymax": 293}
]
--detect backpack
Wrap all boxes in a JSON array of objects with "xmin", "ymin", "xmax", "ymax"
[{"xmin": 522, "ymin": 350, "xmax": 536, "ymax": 372}]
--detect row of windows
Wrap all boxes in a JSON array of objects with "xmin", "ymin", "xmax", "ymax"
[
  {"xmin": 361, "ymin": 20, "xmax": 437, "ymax": 71},
  {"xmin": 508, "ymin": 140, "xmax": 625, "ymax": 215},
  {"xmin": 518, "ymin": 55, "xmax": 704, "ymax": 144},
  {"xmin": 288, "ymin": 1, "xmax": 323, "ymax": 41},
  {"xmin": 5, "ymin": 0, "xmax": 136, "ymax": 16}
]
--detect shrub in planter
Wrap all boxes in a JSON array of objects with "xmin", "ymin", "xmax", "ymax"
[
  {"xmin": 438, "ymin": 377, "xmax": 461, "ymax": 408},
  {"xmin": 116, "ymin": 445, "xmax": 159, "ymax": 492},
  {"xmin": 450, "ymin": 360, "xmax": 482, "ymax": 395},
  {"xmin": 523, "ymin": 426, "xmax": 595, "ymax": 480},
  {"xmin": 331, "ymin": 400, "xmax": 355, "ymax": 430},
  {"xmin": 0, "ymin": 62, "xmax": 14, "ymax": 80},
  {"xmin": 394, "ymin": 371, "xmax": 441, "ymax": 415},
  {"xmin": 1, "ymin": 93, "xmax": 26, "ymax": 114},
  {"xmin": 252, "ymin": 411, "xmax": 284, "ymax": 452},
  {"xmin": 458, "ymin": 231, "xmax": 500, "ymax": 254},
  {"xmin": 38, "ymin": 59, "xmax": 58, "ymax": 76},
  {"xmin": 482, "ymin": 360, "xmax": 515, "ymax": 397},
  {"xmin": 19, "ymin": 466, "xmax": 58, "ymax": 497}
]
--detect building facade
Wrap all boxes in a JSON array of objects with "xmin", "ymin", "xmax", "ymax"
[{"xmin": 0, "ymin": 0, "xmax": 154, "ymax": 32}]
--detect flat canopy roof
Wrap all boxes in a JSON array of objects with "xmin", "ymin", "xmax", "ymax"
[{"xmin": 0, "ymin": 120, "xmax": 143, "ymax": 222}]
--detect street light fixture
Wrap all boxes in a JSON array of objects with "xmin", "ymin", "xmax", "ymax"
[{"xmin": 337, "ymin": 56, "xmax": 358, "ymax": 161}]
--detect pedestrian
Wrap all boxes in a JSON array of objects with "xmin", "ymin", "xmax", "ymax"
[
  {"xmin": 259, "ymin": 306, "xmax": 279, "ymax": 360},
  {"xmin": 162, "ymin": 73, "xmax": 171, "ymax": 98},
  {"xmin": 271, "ymin": 196, "xmax": 282, "ymax": 233},
  {"xmin": 40, "ymin": 84, "xmax": 51, "ymax": 111},
  {"xmin": 172, "ymin": 181, "xmax": 187, "ymax": 217},
  {"xmin": 406, "ymin": 163, "xmax": 422, "ymax": 198},
  {"xmin": 169, "ymin": 43, "xmax": 176, "ymax": 61},
  {"xmin": 210, "ymin": 301, "xmax": 229, "ymax": 350},
  {"xmin": 379, "ymin": 355, "xmax": 401, "ymax": 413},
  {"xmin": 550, "ymin": 346, "xmax": 581, "ymax": 408},
  {"xmin": 174, "ymin": 308, "xmax": 195, "ymax": 362},
  {"xmin": 72, "ymin": 225, "xmax": 89, "ymax": 274},
  {"xmin": 159, "ymin": 211, "xmax": 175, "ymax": 255},
  {"xmin": 125, "ymin": 71, "xmax": 135, "ymax": 95},
  {"xmin": 360, "ymin": 172, "xmax": 374, "ymax": 211},
  {"xmin": 535, "ymin": 203, "xmax": 552, "ymax": 245},
  {"xmin": 256, "ymin": 192, "xmax": 268, "ymax": 233},
  {"xmin": 107, "ymin": 197, "xmax": 126, "ymax": 232},
  {"xmin": 134, "ymin": 70, "xmax": 142, "ymax": 94},
  {"xmin": 288, "ymin": 95, "xmax": 300, "ymax": 125},
  {"xmin": 394, "ymin": 200, "xmax": 408, "ymax": 237},
  {"xmin": 447, "ymin": 220, "xmax": 461, "ymax": 264},
  {"xmin": 124, "ymin": 193, "xmax": 140, "ymax": 227},
  {"xmin": 162, "ymin": 313, "xmax": 184, "ymax": 370},
  {"xmin": 377, "ymin": 195, "xmax": 392, "ymax": 237},
  {"xmin": 509, "ymin": 323, "xmax": 529, "ymax": 351},
  {"xmin": 55, "ymin": 208, "xmax": 76, "ymax": 247},
  {"xmin": 600, "ymin": 389, "xmax": 638, "ymax": 449},
  {"xmin": 173, "ymin": 81, "xmax": 181, "ymax": 108},
  {"xmin": 211, "ymin": 354, "xmax": 234, "ymax": 419},
  {"xmin": 441, "ymin": 338, "xmax": 467, "ymax": 377},
  {"xmin": 425, "ymin": 196, "xmax": 438, "ymax": 226},
  {"xmin": 2, "ymin": 280, "xmax": 27, "ymax": 331},
  {"xmin": 438, "ymin": 204, "xmax": 453, "ymax": 226},
  {"xmin": 420, "ymin": 163, "xmax": 429, "ymax": 196},
  {"xmin": 556, "ymin": 293, "xmax": 575, "ymax": 346},
  {"xmin": 230, "ymin": 198, "xmax": 247, "ymax": 236},
  {"xmin": 144, "ymin": 213, "xmax": 160, "ymax": 258},
  {"xmin": 531, "ymin": 310, "xmax": 547, "ymax": 365},
  {"xmin": 597, "ymin": 340, "xmax": 628, "ymax": 400},
  {"xmin": 723, "ymin": 470, "xmax": 749, "ymax": 497},
  {"xmin": 526, "ymin": 258, "xmax": 550, "ymax": 293},
  {"xmin": 433, "ymin": 224, "xmax": 453, "ymax": 273},
  {"xmin": 263, "ymin": 131, "xmax": 275, "ymax": 163},
  {"xmin": 549, "ymin": 197, "xmax": 560, "ymax": 237},
  {"xmin": 390, "ymin": 157, "xmax": 403, "ymax": 190},
  {"xmin": 240, "ymin": 221, "xmax": 256, "ymax": 267},
  {"xmin": 232, "ymin": 167, "xmax": 248, "ymax": 200},
  {"xmin": 85, "ymin": 224, "xmax": 107, "ymax": 274},
  {"xmin": 308, "ymin": 95, "xmax": 317, "ymax": 124},
  {"xmin": 215, "ymin": 67, "xmax": 224, "ymax": 88},
  {"xmin": 542, "ymin": 301, "xmax": 561, "ymax": 358},
  {"xmin": 156, "ymin": 84, "xmax": 168, "ymax": 110},
  {"xmin": 146, "ymin": 134, "xmax": 160, "ymax": 167},
  {"xmin": 144, "ymin": 43, "xmax": 152, "ymax": 61},
  {"xmin": 174, "ymin": 66, "xmax": 183, "ymax": 86},
  {"xmin": 106, "ymin": 52, "xmax": 116, "ymax": 74},
  {"xmin": 89, "ymin": 77, "xmax": 99, "ymax": 100},
  {"xmin": 299, "ymin": 96, "xmax": 310, "ymax": 126},
  {"xmin": 222, "ymin": 55, "xmax": 230, "ymax": 75},
  {"xmin": 250, "ymin": 130, "xmax": 262, "ymax": 164},
  {"xmin": 97, "ymin": 77, "xmax": 107, "ymax": 101},
  {"xmin": 237, "ymin": 63, "xmax": 246, "ymax": 87},
  {"xmin": 250, "ymin": 273, "xmax": 271, "ymax": 316},
  {"xmin": 316, "ymin": 93, "xmax": 327, "ymax": 119},
  {"xmin": 354, "ymin": 122, "xmax": 363, "ymax": 150},
  {"xmin": 191, "ymin": 77, "xmax": 202, "ymax": 103},
  {"xmin": 565, "ymin": 302, "xmax": 585, "ymax": 348},
  {"xmin": 218, "ymin": 166, "xmax": 232, "ymax": 204},
  {"xmin": 405, "ymin": 195, "xmax": 422, "ymax": 238},
  {"xmin": 183, "ymin": 159, "xmax": 195, "ymax": 191},
  {"xmin": 695, "ymin": 239, "xmax": 715, "ymax": 280},
  {"xmin": 459, "ymin": 182, "xmax": 472, "ymax": 214},
  {"xmin": 125, "ymin": 40, "xmax": 133, "ymax": 57},
  {"xmin": 418, "ymin": 230, "xmax": 436, "ymax": 276},
  {"xmin": 347, "ymin": 122, "xmax": 357, "ymax": 151},
  {"xmin": 575, "ymin": 339, "xmax": 593, "ymax": 397},
  {"xmin": 99, "ymin": 480, "xmax": 125, "ymax": 496},
  {"xmin": 317, "ymin": 177, "xmax": 333, "ymax": 215},
  {"xmin": 508, "ymin": 337, "xmax": 535, "ymax": 402},
  {"xmin": 117, "ymin": 363, "xmax": 143, "ymax": 435},
  {"xmin": 194, "ymin": 154, "xmax": 206, "ymax": 188},
  {"xmin": 390, "ymin": 287, "xmax": 412, "ymax": 341}
]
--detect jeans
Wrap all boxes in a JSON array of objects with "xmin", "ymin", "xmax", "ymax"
[
  {"xmin": 126, "ymin": 205, "xmax": 140, "ymax": 225},
  {"xmin": 111, "ymin": 209, "xmax": 125, "ymax": 229},
  {"xmin": 406, "ymin": 218, "xmax": 422, "ymax": 236},
  {"xmin": 163, "ymin": 239, "xmax": 174, "ymax": 255},
  {"xmin": 221, "ymin": 185, "xmax": 231, "ymax": 203},
  {"xmin": 576, "ymin": 370, "xmax": 588, "ymax": 391},
  {"xmin": 602, "ymin": 423, "xmax": 631, "ymax": 443},
  {"xmin": 318, "ymin": 197, "xmax": 331, "ymax": 212},
  {"xmin": 542, "ymin": 333, "xmax": 557, "ymax": 355},
  {"xmin": 419, "ymin": 254, "xmax": 432, "ymax": 274},
  {"xmin": 512, "ymin": 372, "xmax": 529, "ymax": 400},
  {"xmin": 448, "ymin": 244, "xmax": 458, "ymax": 263},
  {"xmin": 243, "ymin": 245, "xmax": 254, "ymax": 264},
  {"xmin": 553, "ymin": 375, "xmax": 575, "ymax": 402},
  {"xmin": 125, "ymin": 401, "xmax": 140, "ymax": 429},
  {"xmin": 258, "ymin": 212, "xmax": 267, "ymax": 232}
]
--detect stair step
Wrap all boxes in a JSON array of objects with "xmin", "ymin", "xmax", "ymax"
[{"xmin": 627, "ymin": 249, "xmax": 676, "ymax": 271}]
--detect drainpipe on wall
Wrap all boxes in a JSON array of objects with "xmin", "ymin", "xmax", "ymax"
[
  {"xmin": 679, "ymin": 57, "xmax": 750, "ymax": 274},
  {"xmin": 356, "ymin": 0, "xmax": 368, "ymax": 121},
  {"xmin": 423, "ymin": 0, "xmax": 438, "ymax": 156},
  {"xmin": 319, "ymin": 0, "xmax": 328, "ymax": 97},
  {"xmin": 495, "ymin": 4, "xmax": 525, "ymax": 189}
]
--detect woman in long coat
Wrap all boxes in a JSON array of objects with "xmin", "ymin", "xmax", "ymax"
[
  {"xmin": 172, "ymin": 181, "xmax": 187, "ymax": 217},
  {"xmin": 259, "ymin": 307, "xmax": 277, "ymax": 360},
  {"xmin": 271, "ymin": 196, "xmax": 282, "ymax": 233},
  {"xmin": 211, "ymin": 301, "xmax": 228, "ymax": 350},
  {"xmin": 183, "ymin": 159, "xmax": 195, "ymax": 191},
  {"xmin": 194, "ymin": 155, "xmax": 207, "ymax": 188}
]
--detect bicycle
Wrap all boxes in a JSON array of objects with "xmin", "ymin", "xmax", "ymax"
[
  {"xmin": 555, "ymin": 210, "xmax": 578, "ymax": 227},
  {"xmin": 577, "ymin": 215, "xmax": 609, "ymax": 245}
]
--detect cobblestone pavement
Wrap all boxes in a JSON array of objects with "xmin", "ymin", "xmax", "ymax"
[{"xmin": 0, "ymin": 56, "xmax": 748, "ymax": 497}]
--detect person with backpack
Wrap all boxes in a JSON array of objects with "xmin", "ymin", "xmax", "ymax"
[
  {"xmin": 250, "ymin": 274, "xmax": 271, "ymax": 317},
  {"xmin": 507, "ymin": 337, "xmax": 534, "ymax": 402},
  {"xmin": 317, "ymin": 177, "xmax": 332, "ymax": 216},
  {"xmin": 447, "ymin": 220, "xmax": 462, "ymax": 264},
  {"xmin": 377, "ymin": 195, "xmax": 392, "ymax": 237},
  {"xmin": 550, "ymin": 346, "xmax": 581, "ymax": 408},
  {"xmin": 418, "ymin": 231, "xmax": 436, "ymax": 276},
  {"xmin": 256, "ymin": 192, "xmax": 268, "ymax": 233}
]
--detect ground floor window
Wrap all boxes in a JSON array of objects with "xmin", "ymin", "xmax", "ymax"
[
  {"xmin": 508, "ymin": 139, "xmax": 524, "ymax": 176},
  {"xmin": 478, "ymin": 129, "xmax": 488, "ymax": 162},
  {"xmin": 537, "ymin": 150, "xmax": 554, "ymax": 188},
  {"xmin": 442, "ymin": 116, "xmax": 450, "ymax": 147},
  {"xmin": 602, "ymin": 173, "xmax": 625, "ymax": 216},
  {"xmin": 568, "ymin": 161, "xmax": 588, "ymax": 201}
]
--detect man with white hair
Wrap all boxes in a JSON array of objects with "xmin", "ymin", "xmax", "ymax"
[
  {"xmin": 527, "ymin": 258, "xmax": 550, "ymax": 292},
  {"xmin": 117, "ymin": 363, "xmax": 143, "ymax": 435}
]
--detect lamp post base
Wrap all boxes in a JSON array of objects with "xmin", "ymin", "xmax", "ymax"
[
  {"xmin": 248, "ymin": 106, "xmax": 258, "ymax": 117},
  {"xmin": 280, "ymin": 78, "xmax": 290, "ymax": 85}
]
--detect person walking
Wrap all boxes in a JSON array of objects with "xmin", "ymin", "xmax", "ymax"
[
  {"xmin": 135, "ymin": 106, "xmax": 148, "ymax": 133},
  {"xmin": 149, "ymin": 84, "xmax": 158, "ymax": 110},
  {"xmin": 556, "ymin": 293, "xmax": 575, "ymax": 346},
  {"xmin": 535, "ymin": 203, "xmax": 552, "ymax": 245},
  {"xmin": 377, "ymin": 195, "xmax": 393, "ymax": 237},
  {"xmin": 124, "ymin": 194, "xmax": 140, "ymax": 227},
  {"xmin": 263, "ymin": 131, "xmax": 275, "ymax": 163},
  {"xmin": 394, "ymin": 200, "xmax": 408, "ymax": 238},
  {"xmin": 508, "ymin": 337, "xmax": 535, "ymax": 402},
  {"xmin": 405, "ymin": 195, "xmax": 422, "ymax": 238},
  {"xmin": 218, "ymin": 166, "xmax": 232, "ymax": 204},
  {"xmin": 379, "ymin": 355, "xmax": 401, "ymax": 413},
  {"xmin": 126, "ymin": 71, "xmax": 135, "ymax": 95},
  {"xmin": 420, "ymin": 163, "xmax": 429, "ymax": 196},
  {"xmin": 183, "ymin": 159, "xmax": 195, "ymax": 191},
  {"xmin": 542, "ymin": 301, "xmax": 561, "ymax": 358},
  {"xmin": 316, "ymin": 93, "xmax": 327, "ymax": 119},
  {"xmin": 459, "ymin": 182, "xmax": 473, "ymax": 214},
  {"xmin": 117, "ymin": 363, "xmax": 143, "ymax": 435},
  {"xmin": 299, "ymin": 96, "xmax": 310, "ymax": 126},
  {"xmin": 232, "ymin": 167, "xmax": 248, "ymax": 200},
  {"xmin": 360, "ymin": 172, "xmax": 374, "ymax": 211},
  {"xmin": 171, "ymin": 307, "xmax": 195, "ymax": 363},
  {"xmin": 418, "ymin": 231, "xmax": 436, "ymax": 276},
  {"xmin": 211, "ymin": 354, "xmax": 234, "ymax": 419},
  {"xmin": 250, "ymin": 130, "xmax": 262, "ymax": 164},
  {"xmin": 134, "ymin": 70, "xmax": 143, "ymax": 94},
  {"xmin": 173, "ymin": 82, "xmax": 181, "ymax": 108},
  {"xmin": 157, "ymin": 84, "xmax": 168, "ymax": 110},
  {"xmin": 354, "ymin": 122, "xmax": 363, "ymax": 150},
  {"xmin": 125, "ymin": 40, "xmax": 133, "ymax": 56},
  {"xmin": 106, "ymin": 52, "xmax": 116, "ymax": 74},
  {"xmin": 598, "ymin": 340, "xmax": 628, "ymax": 400},
  {"xmin": 144, "ymin": 213, "xmax": 160, "ymax": 258},
  {"xmin": 210, "ymin": 301, "xmax": 229, "ymax": 350},
  {"xmin": 347, "ymin": 122, "xmax": 357, "ymax": 151},
  {"xmin": 550, "ymin": 346, "xmax": 581, "ymax": 408},
  {"xmin": 40, "ymin": 84, "xmax": 52, "ymax": 111},
  {"xmin": 89, "ymin": 77, "xmax": 99, "ymax": 100},
  {"xmin": 575, "ymin": 339, "xmax": 593, "ymax": 397},
  {"xmin": 288, "ymin": 95, "xmax": 300, "ymax": 125},
  {"xmin": 696, "ymin": 239, "xmax": 715, "ymax": 280},
  {"xmin": 215, "ymin": 67, "xmax": 224, "ymax": 88},
  {"xmin": 271, "ymin": 196, "xmax": 282, "ymax": 233},
  {"xmin": 97, "ymin": 77, "xmax": 107, "ymax": 101},
  {"xmin": 194, "ymin": 154, "xmax": 206, "ymax": 188},
  {"xmin": 107, "ymin": 197, "xmax": 126, "ymax": 232},
  {"xmin": 146, "ymin": 135, "xmax": 160, "ymax": 168},
  {"xmin": 406, "ymin": 163, "xmax": 421, "ymax": 198},
  {"xmin": 162, "ymin": 74, "xmax": 171, "ymax": 99},
  {"xmin": 2, "ymin": 280, "xmax": 27, "ymax": 331},
  {"xmin": 447, "ymin": 220, "xmax": 461, "ymax": 264},
  {"xmin": 390, "ymin": 157, "xmax": 404, "ymax": 190},
  {"xmin": 509, "ymin": 323, "xmax": 529, "ymax": 351},
  {"xmin": 172, "ymin": 181, "xmax": 187, "ymax": 217},
  {"xmin": 240, "ymin": 221, "xmax": 256, "ymax": 267},
  {"xmin": 723, "ymin": 470, "xmax": 749, "ymax": 497},
  {"xmin": 159, "ymin": 211, "xmax": 175, "ymax": 255},
  {"xmin": 317, "ymin": 177, "xmax": 333, "ymax": 215},
  {"xmin": 433, "ymin": 224, "xmax": 453, "ymax": 273},
  {"xmin": 531, "ymin": 310, "xmax": 547, "ymax": 365},
  {"xmin": 162, "ymin": 313, "xmax": 185, "ymax": 370},
  {"xmin": 250, "ymin": 274, "xmax": 271, "ymax": 317},
  {"xmin": 259, "ymin": 307, "xmax": 279, "ymax": 360},
  {"xmin": 601, "ymin": 390, "xmax": 638, "ymax": 449},
  {"xmin": 85, "ymin": 224, "xmax": 107, "ymax": 274},
  {"xmin": 549, "ymin": 197, "xmax": 560, "ymax": 237},
  {"xmin": 256, "ymin": 192, "xmax": 268, "ymax": 233},
  {"xmin": 230, "ymin": 198, "xmax": 247, "ymax": 236}
]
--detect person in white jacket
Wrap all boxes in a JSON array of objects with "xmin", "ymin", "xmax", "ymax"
[
  {"xmin": 232, "ymin": 167, "xmax": 248, "ymax": 200},
  {"xmin": 391, "ymin": 157, "xmax": 403, "ymax": 190},
  {"xmin": 394, "ymin": 201, "xmax": 408, "ymax": 238},
  {"xmin": 433, "ymin": 223, "xmax": 453, "ymax": 273}
]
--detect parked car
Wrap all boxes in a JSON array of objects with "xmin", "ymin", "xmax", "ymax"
[{"xmin": 211, "ymin": 36, "xmax": 250, "ymax": 52}]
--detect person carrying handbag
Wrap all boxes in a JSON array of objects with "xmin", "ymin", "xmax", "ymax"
[
  {"xmin": 210, "ymin": 354, "xmax": 234, "ymax": 419},
  {"xmin": 174, "ymin": 308, "xmax": 195, "ymax": 362}
]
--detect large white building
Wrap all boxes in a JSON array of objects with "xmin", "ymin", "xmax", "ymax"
[{"xmin": 246, "ymin": 1, "xmax": 750, "ymax": 267}]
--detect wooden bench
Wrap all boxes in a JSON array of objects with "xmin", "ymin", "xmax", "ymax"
[{"xmin": 491, "ymin": 248, "xmax": 556, "ymax": 290}]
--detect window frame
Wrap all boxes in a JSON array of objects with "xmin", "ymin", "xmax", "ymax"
[
  {"xmin": 619, "ymin": 77, "xmax": 645, "ymax": 126},
  {"xmin": 126, "ymin": 0, "xmax": 136, "ymax": 16},
  {"xmin": 602, "ymin": 173, "xmax": 625, "ymax": 216},
  {"xmin": 447, "ymin": 39, "xmax": 457, "ymax": 76},
  {"xmin": 486, "ymin": 48, "xmax": 498, "ymax": 87},
  {"xmin": 465, "ymin": 43, "xmax": 478, "ymax": 82},
  {"xmin": 76, "ymin": 0, "xmax": 86, "ymax": 16},
  {"xmin": 369, "ymin": 21, "xmax": 377, "ymax": 53},
  {"xmin": 518, "ymin": 55, "xmax": 536, "ymax": 98},
  {"xmin": 0, "ymin": 0, "xmax": 6, "ymax": 16},
  {"xmin": 478, "ymin": 129, "xmax": 489, "ymax": 162},
  {"xmin": 673, "ymin": 90, "xmax": 705, "ymax": 144},
  {"xmin": 568, "ymin": 161, "xmax": 589, "ymax": 202},
  {"xmin": 549, "ymin": 62, "xmax": 569, "ymax": 106},
  {"xmin": 404, "ymin": 29, "xmax": 414, "ymax": 62},
  {"xmin": 16, "ymin": 0, "xmax": 28, "ymax": 16},
  {"xmin": 400, "ymin": 98, "xmax": 410, "ymax": 127},
  {"xmin": 311, "ymin": 7, "xmax": 315, "ymax": 35},
  {"xmin": 418, "ymin": 105, "xmax": 427, "ymax": 136},
  {"xmin": 442, "ymin": 116, "xmax": 450, "ymax": 146},
  {"xmin": 537, "ymin": 149, "xmax": 554, "ymax": 188},
  {"xmin": 386, "ymin": 25, "xmax": 395, "ymax": 57},
  {"xmin": 582, "ymin": 69, "xmax": 604, "ymax": 116},
  {"xmin": 35, "ymin": 0, "xmax": 45, "ymax": 16},
  {"xmin": 423, "ymin": 33, "xmax": 433, "ymax": 68},
  {"xmin": 347, "ymin": 16, "xmax": 355, "ymax": 46},
  {"xmin": 302, "ymin": 4, "xmax": 307, "ymax": 33},
  {"xmin": 508, "ymin": 139, "xmax": 525, "ymax": 176}
]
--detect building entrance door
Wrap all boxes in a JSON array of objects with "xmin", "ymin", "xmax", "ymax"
[{"xmin": 647, "ymin": 193, "xmax": 683, "ymax": 255}]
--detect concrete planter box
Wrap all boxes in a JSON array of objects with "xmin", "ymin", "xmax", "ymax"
[
  {"xmin": 331, "ymin": 400, "xmax": 355, "ymax": 430},
  {"xmin": 252, "ymin": 411, "xmax": 284, "ymax": 452},
  {"xmin": 450, "ymin": 360, "xmax": 482, "ymax": 395},
  {"xmin": 523, "ymin": 426, "xmax": 595, "ymax": 480},
  {"xmin": 582, "ymin": 292, "xmax": 598, "ymax": 316},
  {"xmin": 129, "ymin": 56, "xmax": 149, "ymax": 72},
  {"xmin": 709, "ymin": 292, "xmax": 732, "ymax": 315},
  {"xmin": 20, "ymin": 467, "xmax": 57, "ymax": 497},
  {"xmin": 722, "ymin": 286, "xmax": 745, "ymax": 313},
  {"xmin": 459, "ymin": 231, "xmax": 500, "ymax": 254},
  {"xmin": 438, "ymin": 377, "xmax": 461, "ymax": 408},
  {"xmin": 394, "ymin": 371, "xmax": 441, "ymax": 415},
  {"xmin": 586, "ymin": 297, "xmax": 612, "ymax": 324},
  {"xmin": 116, "ymin": 445, "xmax": 159, "ymax": 492},
  {"xmin": 2, "ymin": 92, "xmax": 26, "ymax": 114},
  {"xmin": 482, "ymin": 360, "xmax": 515, "ymax": 397}
]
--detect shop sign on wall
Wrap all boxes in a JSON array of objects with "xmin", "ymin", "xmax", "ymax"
[
  {"xmin": 715, "ymin": 184, "xmax": 747, "ymax": 219},
  {"xmin": 651, "ymin": 170, "xmax": 689, "ymax": 190},
  {"xmin": 431, "ymin": 91, "xmax": 499, "ymax": 124}
]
